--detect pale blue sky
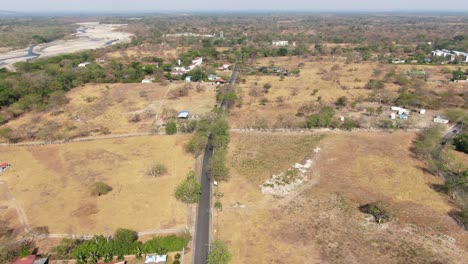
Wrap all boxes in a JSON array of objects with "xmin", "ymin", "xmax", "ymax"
[{"xmin": 1, "ymin": 0, "xmax": 468, "ymax": 12}]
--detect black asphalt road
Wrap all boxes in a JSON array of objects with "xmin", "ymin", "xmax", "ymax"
[
  {"xmin": 193, "ymin": 136, "xmax": 213, "ymax": 264},
  {"xmin": 193, "ymin": 65, "xmax": 238, "ymax": 264},
  {"xmin": 442, "ymin": 123, "xmax": 465, "ymax": 144}
]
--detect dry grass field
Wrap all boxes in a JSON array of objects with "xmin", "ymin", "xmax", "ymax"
[
  {"xmin": 215, "ymin": 131, "xmax": 468, "ymax": 263},
  {"xmin": 0, "ymin": 81, "xmax": 216, "ymax": 142},
  {"xmin": 0, "ymin": 135, "xmax": 193, "ymax": 235},
  {"xmin": 230, "ymin": 56, "xmax": 467, "ymax": 128},
  {"xmin": 105, "ymin": 45, "xmax": 188, "ymax": 62}
]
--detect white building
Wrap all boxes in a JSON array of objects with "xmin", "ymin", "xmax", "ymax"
[
  {"xmin": 192, "ymin": 57, "xmax": 203, "ymax": 66},
  {"xmin": 272, "ymin": 40, "xmax": 289, "ymax": 47},
  {"xmin": 78, "ymin": 62, "xmax": 91, "ymax": 68},
  {"xmin": 433, "ymin": 116, "xmax": 449, "ymax": 124}
]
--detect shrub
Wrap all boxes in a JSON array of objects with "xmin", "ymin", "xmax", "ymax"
[
  {"xmin": 341, "ymin": 118, "xmax": 360, "ymax": 130},
  {"xmin": 90, "ymin": 182, "xmax": 113, "ymax": 196},
  {"xmin": 359, "ymin": 202, "xmax": 392, "ymax": 224},
  {"xmin": 207, "ymin": 240, "xmax": 231, "ymax": 264},
  {"xmin": 306, "ymin": 106, "xmax": 336, "ymax": 128},
  {"xmin": 148, "ymin": 163, "xmax": 168, "ymax": 177},
  {"xmin": 367, "ymin": 79, "xmax": 384, "ymax": 89},
  {"xmin": 335, "ymin": 96, "xmax": 348, "ymax": 107},
  {"xmin": 168, "ymin": 86, "xmax": 189, "ymax": 99},
  {"xmin": 143, "ymin": 235, "xmax": 190, "ymax": 254},
  {"xmin": 174, "ymin": 171, "xmax": 201, "ymax": 204},
  {"xmin": 185, "ymin": 134, "xmax": 208, "ymax": 157},
  {"xmin": 453, "ymin": 133, "xmax": 468, "ymax": 154},
  {"xmin": 260, "ymin": 98, "xmax": 268, "ymax": 106},
  {"xmin": 165, "ymin": 121, "xmax": 177, "ymax": 135},
  {"xmin": 128, "ymin": 113, "xmax": 141, "ymax": 122}
]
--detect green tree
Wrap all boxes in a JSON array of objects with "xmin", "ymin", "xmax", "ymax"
[
  {"xmin": 175, "ymin": 171, "xmax": 201, "ymax": 204},
  {"xmin": 453, "ymin": 133, "xmax": 468, "ymax": 154},
  {"xmin": 207, "ymin": 240, "xmax": 231, "ymax": 264},
  {"xmin": 306, "ymin": 106, "xmax": 336, "ymax": 128},
  {"xmin": 335, "ymin": 96, "xmax": 348, "ymax": 107},
  {"xmin": 166, "ymin": 121, "xmax": 177, "ymax": 135}
]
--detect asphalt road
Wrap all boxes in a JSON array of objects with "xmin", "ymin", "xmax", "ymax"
[
  {"xmin": 193, "ymin": 65, "xmax": 238, "ymax": 264},
  {"xmin": 442, "ymin": 123, "xmax": 465, "ymax": 144},
  {"xmin": 193, "ymin": 135, "xmax": 213, "ymax": 264}
]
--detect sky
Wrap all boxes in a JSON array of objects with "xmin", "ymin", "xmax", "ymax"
[{"xmin": 1, "ymin": 0, "xmax": 468, "ymax": 13}]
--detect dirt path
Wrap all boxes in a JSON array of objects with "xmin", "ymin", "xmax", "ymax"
[
  {"xmin": 0, "ymin": 181, "xmax": 31, "ymax": 232},
  {"xmin": 0, "ymin": 128, "xmax": 425, "ymax": 147},
  {"xmin": 0, "ymin": 132, "xmax": 159, "ymax": 147}
]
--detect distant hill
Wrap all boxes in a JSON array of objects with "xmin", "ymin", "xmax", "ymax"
[{"xmin": 0, "ymin": 10, "xmax": 22, "ymax": 16}]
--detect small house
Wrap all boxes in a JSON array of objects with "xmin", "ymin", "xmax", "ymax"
[
  {"xmin": 78, "ymin": 62, "xmax": 91, "ymax": 68},
  {"xmin": 399, "ymin": 114, "xmax": 409, "ymax": 120},
  {"xmin": 272, "ymin": 40, "xmax": 289, "ymax": 46},
  {"xmin": 32, "ymin": 257, "xmax": 49, "ymax": 264},
  {"xmin": 178, "ymin": 111, "xmax": 190, "ymax": 119},
  {"xmin": 215, "ymin": 78, "xmax": 227, "ymax": 84},
  {"xmin": 390, "ymin": 113, "xmax": 396, "ymax": 120},
  {"xmin": 218, "ymin": 62, "xmax": 231, "ymax": 70},
  {"xmin": 208, "ymin": 74, "xmax": 217, "ymax": 81},
  {"xmin": 433, "ymin": 115, "xmax": 449, "ymax": 124},
  {"xmin": 185, "ymin": 76, "xmax": 192, "ymax": 82},
  {"xmin": 141, "ymin": 78, "xmax": 154, "ymax": 83},
  {"xmin": 419, "ymin": 109, "xmax": 426, "ymax": 115},
  {"xmin": 12, "ymin": 255, "xmax": 37, "ymax": 264},
  {"xmin": 0, "ymin": 162, "xmax": 10, "ymax": 174},
  {"xmin": 145, "ymin": 255, "xmax": 167, "ymax": 264}
]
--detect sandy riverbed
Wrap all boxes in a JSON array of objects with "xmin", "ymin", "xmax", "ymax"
[{"xmin": 0, "ymin": 22, "xmax": 133, "ymax": 70}]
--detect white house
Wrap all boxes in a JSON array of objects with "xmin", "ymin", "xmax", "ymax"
[
  {"xmin": 141, "ymin": 78, "xmax": 154, "ymax": 83},
  {"xmin": 145, "ymin": 255, "xmax": 167, "ymax": 264},
  {"xmin": 208, "ymin": 74, "xmax": 217, "ymax": 81},
  {"xmin": 419, "ymin": 109, "xmax": 426, "ymax": 115},
  {"xmin": 192, "ymin": 57, "xmax": 203, "ymax": 66},
  {"xmin": 272, "ymin": 40, "xmax": 289, "ymax": 47},
  {"xmin": 185, "ymin": 76, "xmax": 192, "ymax": 82},
  {"xmin": 218, "ymin": 62, "xmax": 231, "ymax": 70},
  {"xmin": 433, "ymin": 116, "xmax": 449, "ymax": 124},
  {"xmin": 78, "ymin": 62, "xmax": 91, "ymax": 68}
]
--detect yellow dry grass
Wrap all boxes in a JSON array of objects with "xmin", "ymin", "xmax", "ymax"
[
  {"xmin": 230, "ymin": 56, "xmax": 467, "ymax": 128},
  {"xmin": 0, "ymin": 82, "xmax": 216, "ymax": 142},
  {"xmin": 216, "ymin": 131, "xmax": 468, "ymax": 263},
  {"xmin": 0, "ymin": 135, "xmax": 193, "ymax": 234}
]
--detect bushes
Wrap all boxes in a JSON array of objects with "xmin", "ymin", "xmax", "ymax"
[
  {"xmin": 67, "ymin": 231, "xmax": 189, "ymax": 263},
  {"xmin": 453, "ymin": 133, "xmax": 468, "ymax": 154},
  {"xmin": 412, "ymin": 125, "xmax": 444, "ymax": 159},
  {"xmin": 174, "ymin": 171, "xmax": 201, "ymax": 204},
  {"xmin": 207, "ymin": 150, "xmax": 229, "ymax": 181},
  {"xmin": 306, "ymin": 106, "xmax": 337, "ymax": 128},
  {"xmin": 335, "ymin": 96, "xmax": 348, "ymax": 107},
  {"xmin": 207, "ymin": 240, "xmax": 231, "ymax": 264},
  {"xmin": 168, "ymin": 86, "xmax": 189, "ymax": 99},
  {"xmin": 147, "ymin": 163, "xmax": 168, "ymax": 177},
  {"xmin": 90, "ymin": 182, "xmax": 113, "ymax": 196},
  {"xmin": 165, "ymin": 121, "xmax": 177, "ymax": 135},
  {"xmin": 143, "ymin": 234, "xmax": 191, "ymax": 254},
  {"xmin": 359, "ymin": 202, "xmax": 393, "ymax": 224}
]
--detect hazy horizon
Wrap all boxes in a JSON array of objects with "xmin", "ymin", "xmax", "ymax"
[{"xmin": 1, "ymin": 0, "xmax": 468, "ymax": 13}]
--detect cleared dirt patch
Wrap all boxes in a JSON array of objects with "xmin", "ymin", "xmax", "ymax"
[{"xmin": 0, "ymin": 135, "xmax": 194, "ymax": 235}]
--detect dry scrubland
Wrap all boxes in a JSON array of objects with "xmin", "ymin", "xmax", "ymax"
[
  {"xmin": 216, "ymin": 131, "xmax": 468, "ymax": 263},
  {"xmin": 0, "ymin": 135, "xmax": 193, "ymax": 235},
  {"xmin": 230, "ymin": 56, "xmax": 467, "ymax": 128},
  {"xmin": 0, "ymin": 82, "xmax": 216, "ymax": 142},
  {"xmin": 105, "ymin": 45, "xmax": 188, "ymax": 62}
]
